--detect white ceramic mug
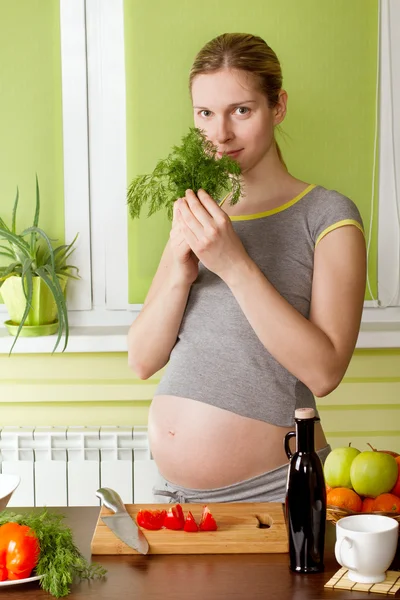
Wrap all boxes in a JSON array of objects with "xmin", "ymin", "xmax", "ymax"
[{"xmin": 335, "ymin": 514, "xmax": 399, "ymax": 584}]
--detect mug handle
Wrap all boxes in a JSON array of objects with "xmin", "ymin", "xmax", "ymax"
[{"xmin": 335, "ymin": 536, "xmax": 357, "ymax": 572}]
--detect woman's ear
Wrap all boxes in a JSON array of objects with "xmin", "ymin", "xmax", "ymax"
[{"xmin": 274, "ymin": 90, "xmax": 288, "ymax": 126}]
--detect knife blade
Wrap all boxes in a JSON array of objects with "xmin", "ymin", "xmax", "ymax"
[{"xmin": 96, "ymin": 487, "xmax": 149, "ymax": 555}]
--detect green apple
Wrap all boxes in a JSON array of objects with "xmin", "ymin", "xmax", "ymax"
[
  {"xmin": 324, "ymin": 446, "xmax": 361, "ymax": 488},
  {"xmin": 350, "ymin": 451, "xmax": 398, "ymax": 497}
]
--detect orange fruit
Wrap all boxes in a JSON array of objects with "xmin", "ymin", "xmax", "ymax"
[
  {"xmin": 327, "ymin": 487, "xmax": 363, "ymax": 512},
  {"xmin": 371, "ymin": 493, "xmax": 400, "ymax": 513},
  {"xmin": 389, "ymin": 456, "xmax": 400, "ymax": 497},
  {"xmin": 361, "ymin": 497, "xmax": 375, "ymax": 513},
  {"xmin": 326, "ymin": 484, "xmax": 332, "ymax": 494}
]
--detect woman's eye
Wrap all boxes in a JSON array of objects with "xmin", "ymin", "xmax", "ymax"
[
  {"xmin": 235, "ymin": 107, "xmax": 250, "ymax": 115},
  {"xmin": 199, "ymin": 110, "xmax": 212, "ymax": 118}
]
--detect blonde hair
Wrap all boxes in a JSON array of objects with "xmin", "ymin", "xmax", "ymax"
[{"xmin": 189, "ymin": 33, "xmax": 286, "ymax": 168}]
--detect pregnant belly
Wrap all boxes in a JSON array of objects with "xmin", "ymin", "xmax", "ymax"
[{"xmin": 148, "ymin": 395, "xmax": 300, "ymax": 489}]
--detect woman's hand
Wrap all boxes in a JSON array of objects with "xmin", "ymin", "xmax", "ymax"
[
  {"xmin": 175, "ymin": 189, "xmax": 250, "ymax": 281},
  {"xmin": 169, "ymin": 199, "xmax": 199, "ymax": 285}
]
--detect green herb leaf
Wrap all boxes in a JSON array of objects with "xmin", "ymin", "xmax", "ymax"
[
  {"xmin": 127, "ymin": 127, "xmax": 242, "ymax": 220},
  {"xmin": 0, "ymin": 509, "xmax": 106, "ymax": 598}
]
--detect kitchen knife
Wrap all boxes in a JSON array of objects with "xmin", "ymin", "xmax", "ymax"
[{"xmin": 96, "ymin": 487, "xmax": 149, "ymax": 555}]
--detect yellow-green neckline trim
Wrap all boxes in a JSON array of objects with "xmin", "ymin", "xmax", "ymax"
[{"xmin": 226, "ymin": 184, "xmax": 317, "ymax": 221}]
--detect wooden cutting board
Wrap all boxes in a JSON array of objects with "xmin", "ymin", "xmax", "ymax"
[{"xmin": 91, "ymin": 502, "xmax": 288, "ymax": 554}]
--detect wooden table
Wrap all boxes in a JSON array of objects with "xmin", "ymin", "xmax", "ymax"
[{"xmin": 1, "ymin": 507, "xmax": 399, "ymax": 599}]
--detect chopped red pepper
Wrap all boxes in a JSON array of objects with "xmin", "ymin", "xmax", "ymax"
[
  {"xmin": 0, "ymin": 522, "xmax": 39, "ymax": 581},
  {"xmin": 136, "ymin": 509, "xmax": 166, "ymax": 531},
  {"xmin": 164, "ymin": 504, "xmax": 185, "ymax": 530},
  {"xmin": 183, "ymin": 511, "xmax": 199, "ymax": 533},
  {"xmin": 199, "ymin": 505, "xmax": 218, "ymax": 531}
]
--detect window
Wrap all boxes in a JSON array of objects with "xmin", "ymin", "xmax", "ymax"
[
  {"xmin": 361, "ymin": 0, "xmax": 400, "ymax": 339},
  {"xmin": 61, "ymin": 0, "xmax": 135, "ymax": 327},
  {"xmin": 2, "ymin": 0, "xmax": 399, "ymax": 351}
]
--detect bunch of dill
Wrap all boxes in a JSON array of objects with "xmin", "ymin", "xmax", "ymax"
[
  {"xmin": 127, "ymin": 127, "xmax": 242, "ymax": 220},
  {"xmin": 0, "ymin": 509, "xmax": 106, "ymax": 598}
]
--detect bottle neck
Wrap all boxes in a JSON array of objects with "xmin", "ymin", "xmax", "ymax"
[{"xmin": 295, "ymin": 418, "xmax": 315, "ymax": 453}]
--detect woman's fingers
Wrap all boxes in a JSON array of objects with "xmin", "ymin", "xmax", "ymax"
[
  {"xmin": 170, "ymin": 200, "xmax": 192, "ymax": 251},
  {"xmin": 176, "ymin": 205, "xmax": 199, "ymax": 249},
  {"xmin": 196, "ymin": 189, "xmax": 229, "ymax": 226}
]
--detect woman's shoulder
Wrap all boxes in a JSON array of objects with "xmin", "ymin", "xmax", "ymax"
[
  {"xmin": 305, "ymin": 184, "xmax": 364, "ymax": 242},
  {"xmin": 306, "ymin": 184, "xmax": 361, "ymax": 217},
  {"xmin": 307, "ymin": 184, "xmax": 357, "ymax": 207}
]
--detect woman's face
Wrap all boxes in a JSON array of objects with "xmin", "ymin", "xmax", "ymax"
[{"xmin": 191, "ymin": 68, "xmax": 286, "ymax": 174}]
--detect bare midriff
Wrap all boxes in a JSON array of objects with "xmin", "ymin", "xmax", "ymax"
[{"xmin": 148, "ymin": 395, "xmax": 328, "ymax": 489}]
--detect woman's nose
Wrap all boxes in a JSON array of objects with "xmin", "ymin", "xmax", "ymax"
[{"xmin": 215, "ymin": 117, "xmax": 233, "ymax": 145}]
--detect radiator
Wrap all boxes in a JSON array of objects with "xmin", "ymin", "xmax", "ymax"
[{"xmin": 0, "ymin": 426, "xmax": 159, "ymax": 507}]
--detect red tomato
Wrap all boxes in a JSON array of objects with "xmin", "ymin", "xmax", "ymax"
[
  {"xmin": 199, "ymin": 506, "xmax": 218, "ymax": 532},
  {"xmin": 136, "ymin": 509, "xmax": 166, "ymax": 531},
  {"xmin": 183, "ymin": 511, "xmax": 199, "ymax": 533},
  {"xmin": 0, "ymin": 523, "xmax": 39, "ymax": 581},
  {"xmin": 164, "ymin": 504, "xmax": 185, "ymax": 530},
  {"xmin": 0, "ymin": 556, "xmax": 8, "ymax": 582}
]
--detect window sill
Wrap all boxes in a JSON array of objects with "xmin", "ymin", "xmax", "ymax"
[
  {"xmin": 1, "ymin": 310, "xmax": 400, "ymax": 354},
  {"xmin": 0, "ymin": 325, "xmax": 129, "ymax": 354}
]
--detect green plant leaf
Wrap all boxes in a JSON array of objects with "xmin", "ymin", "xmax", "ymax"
[
  {"xmin": 0, "ymin": 262, "xmax": 23, "ymax": 282},
  {"xmin": 33, "ymin": 174, "xmax": 40, "ymax": 228},
  {"xmin": 11, "ymin": 187, "xmax": 19, "ymax": 234},
  {"xmin": 57, "ymin": 265, "xmax": 80, "ymax": 280},
  {"xmin": 0, "ymin": 229, "xmax": 30, "ymax": 255},
  {"xmin": 45, "ymin": 233, "xmax": 79, "ymax": 271},
  {"xmin": 22, "ymin": 227, "xmax": 56, "ymax": 272},
  {"xmin": 36, "ymin": 266, "xmax": 68, "ymax": 353},
  {"xmin": 0, "ymin": 244, "xmax": 15, "ymax": 254},
  {"xmin": 7, "ymin": 272, "xmax": 33, "ymax": 355},
  {"xmin": 0, "ymin": 216, "xmax": 11, "ymax": 233},
  {"xmin": 21, "ymin": 258, "xmax": 34, "ymax": 303}
]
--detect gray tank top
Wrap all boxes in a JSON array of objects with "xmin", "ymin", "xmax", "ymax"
[{"xmin": 155, "ymin": 184, "xmax": 364, "ymax": 426}]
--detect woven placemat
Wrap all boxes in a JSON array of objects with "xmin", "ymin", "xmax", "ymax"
[{"xmin": 325, "ymin": 568, "xmax": 400, "ymax": 595}]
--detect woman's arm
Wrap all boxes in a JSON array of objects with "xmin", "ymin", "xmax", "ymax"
[
  {"xmin": 128, "ymin": 205, "xmax": 198, "ymax": 379},
  {"xmin": 176, "ymin": 189, "xmax": 366, "ymax": 397},
  {"xmin": 223, "ymin": 225, "xmax": 366, "ymax": 397}
]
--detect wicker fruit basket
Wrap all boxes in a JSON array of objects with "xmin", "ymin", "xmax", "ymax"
[{"xmin": 327, "ymin": 505, "xmax": 400, "ymax": 530}]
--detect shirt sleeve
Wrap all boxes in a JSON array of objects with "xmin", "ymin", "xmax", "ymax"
[{"xmin": 310, "ymin": 188, "xmax": 365, "ymax": 247}]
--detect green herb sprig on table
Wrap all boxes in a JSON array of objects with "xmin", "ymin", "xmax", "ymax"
[
  {"xmin": 0, "ymin": 509, "xmax": 106, "ymax": 598},
  {"xmin": 127, "ymin": 127, "xmax": 242, "ymax": 220}
]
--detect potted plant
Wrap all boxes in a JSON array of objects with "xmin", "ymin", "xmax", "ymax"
[{"xmin": 0, "ymin": 177, "xmax": 79, "ymax": 353}]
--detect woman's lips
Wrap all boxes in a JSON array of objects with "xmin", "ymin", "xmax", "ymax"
[{"xmin": 217, "ymin": 149, "xmax": 243, "ymax": 158}]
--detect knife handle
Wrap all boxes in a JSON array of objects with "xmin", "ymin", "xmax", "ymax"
[{"xmin": 96, "ymin": 487, "xmax": 127, "ymax": 514}]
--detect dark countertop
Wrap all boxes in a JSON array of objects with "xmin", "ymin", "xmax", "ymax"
[{"xmin": 0, "ymin": 507, "xmax": 399, "ymax": 599}]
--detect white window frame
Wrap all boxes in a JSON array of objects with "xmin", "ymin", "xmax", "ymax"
[
  {"xmin": 1, "ymin": 0, "xmax": 400, "ymax": 352},
  {"xmin": 63, "ymin": 0, "xmax": 400, "ymax": 345},
  {"xmin": 62, "ymin": 0, "xmax": 138, "ymax": 327},
  {"xmin": 361, "ymin": 0, "xmax": 400, "ymax": 338},
  {"xmin": 0, "ymin": 0, "xmax": 136, "ymax": 352}
]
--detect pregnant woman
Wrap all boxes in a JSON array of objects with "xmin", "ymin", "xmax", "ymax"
[{"xmin": 128, "ymin": 32, "xmax": 366, "ymax": 503}]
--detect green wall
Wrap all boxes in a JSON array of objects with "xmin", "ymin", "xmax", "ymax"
[
  {"xmin": 0, "ymin": 0, "xmax": 64, "ymax": 250},
  {"xmin": 0, "ymin": 350, "xmax": 399, "ymax": 454},
  {"xmin": 0, "ymin": 0, "xmax": 395, "ymax": 454},
  {"xmin": 125, "ymin": 0, "xmax": 379, "ymax": 303}
]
